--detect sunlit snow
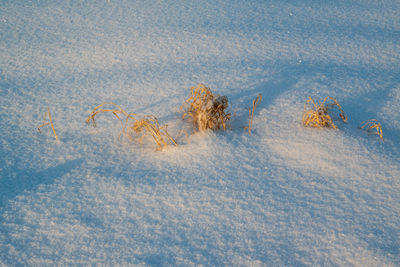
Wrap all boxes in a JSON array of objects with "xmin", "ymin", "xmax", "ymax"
[{"xmin": 1, "ymin": 1, "xmax": 399, "ymax": 266}]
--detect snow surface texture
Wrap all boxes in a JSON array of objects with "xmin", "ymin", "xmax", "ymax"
[{"xmin": 1, "ymin": 1, "xmax": 400, "ymax": 266}]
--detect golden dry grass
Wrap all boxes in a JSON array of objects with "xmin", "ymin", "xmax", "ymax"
[
  {"xmin": 86, "ymin": 102, "xmax": 177, "ymax": 150},
  {"xmin": 302, "ymin": 96, "xmax": 347, "ymax": 129},
  {"xmin": 244, "ymin": 93, "xmax": 262, "ymax": 135},
  {"xmin": 38, "ymin": 107, "xmax": 59, "ymax": 141},
  {"xmin": 181, "ymin": 83, "xmax": 231, "ymax": 132},
  {"xmin": 359, "ymin": 119, "xmax": 384, "ymax": 140},
  {"xmin": 125, "ymin": 114, "xmax": 177, "ymax": 151},
  {"xmin": 85, "ymin": 102, "xmax": 127, "ymax": 128}
]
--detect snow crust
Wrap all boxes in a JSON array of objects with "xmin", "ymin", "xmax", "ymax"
[{"xmin": 1, "ymin": 1, "xmax": 399, "ymax": 265}]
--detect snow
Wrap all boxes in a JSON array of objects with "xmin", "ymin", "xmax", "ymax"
[{"xmin": 1, "ymin": 0, "xmax": 399, "ymax": 266}]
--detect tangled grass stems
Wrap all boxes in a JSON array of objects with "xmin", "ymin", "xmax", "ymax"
[
  {"xmin": 244, "ymin": 93, "xmax": 262, "ymax": 135},
  {"xmin": 302, "ymin": 96, "xmax": 347, "ymax": 129},
  {"xmin": 85, "ymin": 102, "xmax": 128, "ymax": 128},
  {"xmin": 181, "ymin": 84, "xmax": 231, "ymax": 132},
  {"xmin": 38, "ymin": 107, "xmax": 59, "ymax": 141},
  {"xmin": 86, "ymin": 102, "xmax": 177, "ymax": 150},
  {"xmin": 359, "ymin": 119, "xmax": 384, "ymax": 140},
  {"xmin": 125, "ymin": 114, "xmax": 177, "ymax": 151}
]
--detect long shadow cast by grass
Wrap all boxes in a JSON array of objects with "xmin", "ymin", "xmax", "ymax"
[
  {"xmin": 228, "ymin": 60, "xmax": 400, "ymax": 263},
  {"xmin": 0, "ymin": 158, "xmax": 84, "ymax": 212},
  {"xmin": 232, "ymin": 60, "xmax": 400, "ymax": 150},
  {"xmin": 230, "ymin": 64, "xmax": 300, "ymax": 108}
]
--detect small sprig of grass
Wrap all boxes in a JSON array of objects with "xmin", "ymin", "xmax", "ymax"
[
  {"xmin": 359, "ymin": 119, "xmax": 384, "ymax": 140},
  {"xmin": 302, "ymin": 96, "xmax": 347, "ymax": 129},
  {"xmin": 244, "ymin": 93, "xmax": 262, "ymax": 135},
  {"xmin": 38, "ymin": 107, "xmax": 59, "ymax": 141},
  {"xmin": 85, "ymin": 102, "xmax": 127, "ymax": 128},
  {"xmin": 181, "ymin": 83, "xmax": 231, "ymax": 132},
  {"xmin": 86, "ymin": 102, "xmax": 177, "ymax": 150}
]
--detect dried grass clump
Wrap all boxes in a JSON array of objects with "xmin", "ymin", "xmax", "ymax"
[
  {"xmin": 359, "ymin": 119, "xmax": 383, "ymax": 140},
  {"xmin": 244, "ymin": 93, "xmax": 262, "ymax": 135},
  {"xmin": 302, "ymin": 96, "xmax": 347, "ymax": 129},
  {"xmin": 124, "ymin": 114, "xmax": 177, "ymax": 150},
  {"xmin": 181, "ymin": 83, "xmax": 231, "ymax": 132},
  {"xmin": 86, "ymin": 102, "xmax": 177, "ymax": 150},
  {"xmin": 38, "ymin": 107, "xmax": 59, "ymax": 141}
]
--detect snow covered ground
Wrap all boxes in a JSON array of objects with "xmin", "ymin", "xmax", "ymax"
[{"xmin": 1, "ymin": 1, "xmax": 399, "ymax": 265}]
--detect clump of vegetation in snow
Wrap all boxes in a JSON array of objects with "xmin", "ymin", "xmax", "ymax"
[
  {"xmin": 181, "ymin": 84, "xmax": 231, "ymax": 132},
  {"xmin": 359, "ymin": 119, "xmax": 384, "ymax": 140},
  {"xmin": 124, "ymin": 114, "xmax": 178, "ymax": 150},
  {"xmin": 86, "ymin": 102, "xmax": 177, "ymax": 151},
  {"xmin": 302, "ymin": 96, "xmax": 347, "ymax": 129}
]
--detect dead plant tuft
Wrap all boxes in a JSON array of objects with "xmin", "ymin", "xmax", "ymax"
[
  {"xmin": 181, "ymin": 83, "xmax": 231, "ymax": 132},
  {"xmin": 244, "ymin": 93, "xmax": 262, "ymax": 134},
  {"xmin": 38, "ymin": 107, "xmax": 59, "ymax": 141},
  {"xmin": 125, "ymin": 114, "xmax": 177, "ymax": 151},
  {"xmin": 359, "ymin": 119, "xmax": 383, "ymax": 140},
  {"xmin": 302, "ymin": 96, "xmax": 347, "ymax": 129},
  {"xmin": 86, "ymin": 103, "xmax": 177, "ymax": 150}
]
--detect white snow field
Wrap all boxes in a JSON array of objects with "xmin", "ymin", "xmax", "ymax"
[{"xmin": 1, "ymin": 1, "xmax": 400, "ymax": 266}]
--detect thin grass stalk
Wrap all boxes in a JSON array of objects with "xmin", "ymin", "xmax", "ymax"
[
  {"xmin": 37, "ymin": 108, "xmax": 59, "ymax": 141},
  {"xmin": 246, "ymin": 93, "xmax": 262, "ymax": 134}
]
